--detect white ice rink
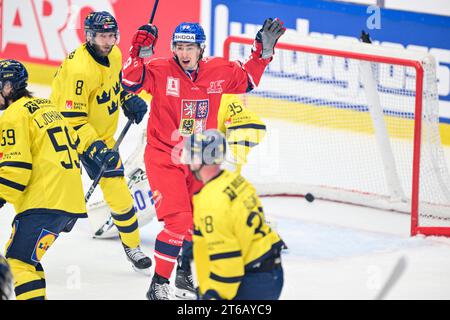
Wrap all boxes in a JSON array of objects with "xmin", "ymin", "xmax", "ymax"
[{"xmin": 1, "ymin": 84, "xmax": 450, "ymax": 300}]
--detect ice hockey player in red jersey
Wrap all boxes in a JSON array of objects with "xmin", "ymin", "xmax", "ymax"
[{"xmin": 122, "ymin": 19, "xmax": 285, "ymax": 300}]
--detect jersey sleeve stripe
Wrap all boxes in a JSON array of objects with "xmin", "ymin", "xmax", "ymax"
[
  {"xmin": 111, "ymin": 208, "xmax": 136, "ymax": 222},
  {"xmin": 0, "ymin": 177, "xmax": 26, "ymax": 191},
  {"xmin": 155, "ymin": 239, "xmax": 182, "ymax": 257},
  {"xmin": 227, "ymin": 124, "xmax": 266, "ymax": 130},
  {"xmin": 18, "ymin": 208, "xmax": 88, "ymax": 216},
  {"xmin": 210, "ymin": 272, "xmax": 243, "ymax": 283},
  {"xmin": 202, "ymin": 289, "xmax": 224, "ymax": 300},
  {"xmin": 210, "ymin": 250, "xmax": 242, "ymax": 261},
  {"xmin": 246, "ymin": 73, "xmax": 256, "ymax": 92},
  {"xmin": 0, "ymin": 161, "xmax": 32, "ymax": 169},
  {"xmin": 122, "ymin": 67, "xmax": 146, "ymax": 92},
  {"xmin": 14, "ymin": 279, "xmax": 45, "ymax": 297},
  {"xmin": 229, "ymin": 141, "xmax": 258, "ymax": 147},
  {"xmin": 115, "ymin": 220, "xmax": 138, "ymax": 233},
  {"xmin": 73, "ymin": 135, "xmax": 81, "ymax": 146},
  {"xmin": 28, "ymin": 296, "xmax": 46, "ymax": 300},
  {"xmin": 73, "ymin": 124, "xmax": 85, "ymax": 131},
  {"xmin": 245, "ymin": 240, "xmax": 285, "ymax": 270},
  {"xmin": 61, "ymin": 112, "xmax": 88, "ymax": 118}
]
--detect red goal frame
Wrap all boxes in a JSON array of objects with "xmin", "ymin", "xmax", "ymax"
[{"xmin": 224, "ymin": 36, "xmax": 450, "ymax": 237}]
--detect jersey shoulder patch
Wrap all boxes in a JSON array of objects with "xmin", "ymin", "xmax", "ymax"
[
  {"xmin": 23, "ymin": 100, "xmax": 40, "ymax": 114},
  {"xmin": 23, "ymin": 98, "xmax": 54, "ymax": 113}
]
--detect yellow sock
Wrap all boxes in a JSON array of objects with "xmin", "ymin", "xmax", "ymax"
[
  {"xmin": 112, "ymin": 208, "xmax": 141, "ymax": 248},
  {"xmin": 8, "ymin": 258, "xmax": 46, "ymax": 300}
]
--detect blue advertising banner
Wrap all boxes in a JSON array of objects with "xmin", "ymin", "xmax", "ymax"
[{"xmin": 206, "ymin": 0, "xmax": 450, "ymax": 121}]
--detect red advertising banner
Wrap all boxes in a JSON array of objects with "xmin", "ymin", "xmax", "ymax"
[{"xmin": 0, "ymin": 0, "xmax": 201, "ymax": 66}]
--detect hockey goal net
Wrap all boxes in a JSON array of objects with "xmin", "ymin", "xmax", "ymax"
[{"xmin": 224, "ymin": 36, "xmax": 450, "ymax": 237}]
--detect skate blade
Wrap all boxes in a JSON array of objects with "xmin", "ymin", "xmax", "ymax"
[
  {"xmin": 174, "ymin": 288, "xmax": 197, "ymax": 300},
  {"xmin": 131, "ymin": 265, "xmax": 152, "ymax": 277}
]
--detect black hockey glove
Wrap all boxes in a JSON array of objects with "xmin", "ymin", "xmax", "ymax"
[
  {"xmin": 85, "ymin": 140, "xmax": 120, "ymax": 170},
  {"xmin": 255, "ymin": 18, "xmax": 286, "ymax": 59},
  {"xmin": 130, "ymin": 24, "xmax": 158, "ymax": 58},
  {"xmin": 121, "ymin": 91, "xmax": 148, "ymax": 124},
  {"xmin": 360, "ymin": 30, "xmax": 372, "ymax": 44}
]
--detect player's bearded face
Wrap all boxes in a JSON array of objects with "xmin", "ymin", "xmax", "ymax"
[
  {"xmin": 174, "ymin": 43, "xmax": 202, "ymax": 71},
  {"xmin": 90, "ymin": 32, "xmax": 118, "ymax": 57}
]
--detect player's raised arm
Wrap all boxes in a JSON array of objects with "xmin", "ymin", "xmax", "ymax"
[
  {"xmin": 226, "ymin": 18, "xmax": 286, "ymax": 93},
  {"xmin": 122, "ymin": 24, "xmax": 159, "ymax": 94},
  {"xmin": 255, "ymin": 18, "xmax": 286, "ymax": 59}
]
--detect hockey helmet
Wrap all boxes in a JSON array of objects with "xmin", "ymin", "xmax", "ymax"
[
  {"xmin": 171, "ymin": 22, "xmax": 206, "ymax": 49},
  {"xmin": 84, "ymin": 11, "xmax": 119, "ymax": 38},
  {"xmin": 0, "ymin": 59, "xmax": 28, "ymax": 91},
  {"xmin": 182, "ymin": 129, "xmax": 227, "ymax": 166}
]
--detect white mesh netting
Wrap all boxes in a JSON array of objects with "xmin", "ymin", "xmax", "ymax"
[{"xmin": 225, "ymin": 37, "xmax": 450, "ymax": 232}]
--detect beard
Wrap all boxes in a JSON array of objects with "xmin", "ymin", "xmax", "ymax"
[{"xmin": 94, "ymin": 44, "xmax": 113, "ymax": 57}]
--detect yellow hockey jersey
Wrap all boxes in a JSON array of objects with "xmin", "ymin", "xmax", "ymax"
[
  {"xmin": 0, "ymin": 97, "xmax": 86, "ymax": 217},
  {"xmin": 193, "ymin": 170, "xmax": 284, "ymax": 300},
  {"xmin": 217, "ymin": 94, "xmax": 266, "ymax": 166},
  {"xmin": 50, "ymin": 44, "xmax": 123, "ymax": 152}
]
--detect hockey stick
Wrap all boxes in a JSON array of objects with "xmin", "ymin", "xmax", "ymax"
[
  {"xmin": 94, "ymin": 215, "xmax": 115, "ymax": 237},
  {"xmin": 374, "ymin": 256, "xmax": 407, "ymax": 300},
  {"xmin": 139, "ymin": 0, "xmax": 160, "ymax": 58},
  {"xmin": 85, "ymin": 119, "xmax": 133, "ymax": 203},
  {"xmin": 148, "ymin": 0, "xmax": 159, "ymax": 23}
]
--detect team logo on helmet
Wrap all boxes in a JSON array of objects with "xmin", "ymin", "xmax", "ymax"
[
  {"xmin": 171, "ymin": 22, "xmax": 206, "ymax": 47},
  {"xmin": 173, "ymin": 33, "xmax": 196, "ymax": 42},
  {"xmin": 0, "ymin": 59, "xmax": 28, "ymax": 91},
  {"xmin": 84, "ymin": 11, "xmax": 119, "ymax": 34}
]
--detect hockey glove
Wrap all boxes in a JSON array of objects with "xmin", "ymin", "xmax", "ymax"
[
  {"xmin": 360, "ymin": 30, "xmax": 372, "ymax": 44},
  {"xmin": 130, "ymin": 24, "xmax": 158, "ymax": 59},
  {"xmin": 254, "ymin": 18, "xmax": 286, "ymax": 59},
  {"xmin": 121, "ymin": 91, "xmax": 148, "ymax": 124},
  {"xmin": 85, "ymin": 140, "xmax": 120, "ymax": 170}
]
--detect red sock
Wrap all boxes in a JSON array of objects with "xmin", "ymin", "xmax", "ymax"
[{"xmin": 153, "ymin": 228, "xmax": 183, "ymax": 279}]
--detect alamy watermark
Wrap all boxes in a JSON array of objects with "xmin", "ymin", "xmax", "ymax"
[{"xmin": 366, "ymin": 5, "xmax": 382, "ymax": 30}]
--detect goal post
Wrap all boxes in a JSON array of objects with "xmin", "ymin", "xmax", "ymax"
[{"xmin": 223, "ymin": 36, "xmax": 450, "ymax": 237}]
